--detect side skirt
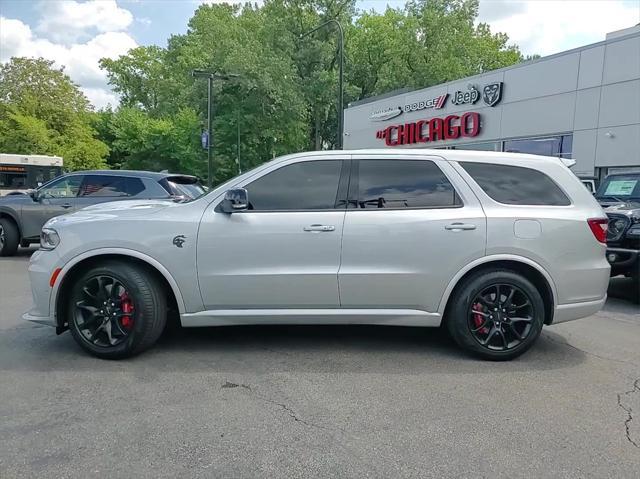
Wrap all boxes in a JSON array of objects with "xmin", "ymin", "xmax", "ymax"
[{"xmin": 180, "ymin": 309, "xmax": 442, "ymax": 328}]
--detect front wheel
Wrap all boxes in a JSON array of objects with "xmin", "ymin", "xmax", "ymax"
[
  {"xmin": 0, "ymin": 218, "xmax": 20, "ymax": 257},
  {"xmin": 68, "ymin": 261, "xmax": 167, "ymax": 359},
  {"xmin": 446, "ymin": 269, "xmax": 545, "ymax": 361}
]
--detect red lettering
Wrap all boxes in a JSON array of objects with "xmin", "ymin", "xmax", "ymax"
[
  {"xmin": 415, "ymin": 120, "xmax": 428, "ymax": 143},
  {"xmin": 385, "ymin": 125, "xmax": 399, "ymax": 146},
  {"xmin": 444, "ymin": 115, "xmax": 460, "ymax": 140},
  {"xmin": 429, "ymin": 118, "xmax": 444, "ymax": 142},
  {"xmin": 397, "ymin": 123, "xmax": 415, "ymax": 145},
  {"xmin": 376, "ymin": 113, "xmax": 481, "ymax": 146},
  {"xmin": 461, "ymin": 112, "xmax": 480, "ymax": 137}
]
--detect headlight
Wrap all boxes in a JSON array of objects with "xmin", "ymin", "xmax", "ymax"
[{"xmin": 40, "ymin": 228, "xmax": 60, "ymax": 250}]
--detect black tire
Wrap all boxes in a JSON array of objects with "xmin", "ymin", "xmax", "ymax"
[
  {"xmin": 0, "ymin": 217, "xmax": 20, "ymax": 257},
  {"xmin": 446, "ymin": 269, "xmax": 545, "ymax": 361},
  {"xmin": 67, "ymin": 260, "xmax": 167, "ymax": 359}
]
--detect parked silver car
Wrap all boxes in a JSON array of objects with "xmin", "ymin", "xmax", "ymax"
[{"xmin": 23, "ymin": 150, "xmax": 610, "ymax": 360}]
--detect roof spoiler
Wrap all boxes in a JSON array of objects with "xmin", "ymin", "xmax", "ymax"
[{"xmin": 560, "ymin": 158, "xmax": 576, "ymax": 168}]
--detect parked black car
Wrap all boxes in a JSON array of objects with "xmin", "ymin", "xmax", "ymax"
[
  {"xmin": 594, "ymin": 172, "xmax": 640, "ymax": 285},
  {"xmin": 0, "ymin": 170, "xmax": 205, "ymax": 256}
]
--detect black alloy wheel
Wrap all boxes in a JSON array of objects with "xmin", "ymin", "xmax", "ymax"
[
  {"xmin": 446, "ymin": 269, "xmax": 545, "ymax": 361},
  {"xmin": 468, "ymin": 284, "xmax": 534, "ymax": 351},
  {"xmin": 73, "ymin": 275, "xmax": 136, "ymax": 347},
  {"xmin": 67, "ymin": 260, "xmax": 167, "ymax": 359}
]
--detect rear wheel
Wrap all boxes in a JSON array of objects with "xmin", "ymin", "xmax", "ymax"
[
  {"xmin": 67, "ymin": 261, "xmax": 167, "ymax": 359},
  {"xmin": 446, "ymin": 269, "xmax": 545, "ymax": 361},
  {"xmin": 0, "ymin": 218, "xmax": 20, "ymax": 257}
]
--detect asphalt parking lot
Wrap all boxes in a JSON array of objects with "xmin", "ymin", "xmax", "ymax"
[{"xmin": 1, "ymin": 248, "xmax": 639, "ymax": 478}]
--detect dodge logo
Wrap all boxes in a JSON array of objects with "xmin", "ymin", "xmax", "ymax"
[{"xmin": 482, "ymin": 82, "xmax": 503, "ymax": 107}]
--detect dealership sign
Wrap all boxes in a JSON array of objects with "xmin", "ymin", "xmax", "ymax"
[
  {"xmin": 375, "ymin": 112, "xmax": 481, "ymax": 146},
  {"xmin": 370, "ymin": 93, "xmax": 448, "ymax": 121},
  {"xmin": 370, "ymin": 106, "xmax": 403, "ymax": 122},
  {"xmin": 451, "ymin": 85, "xmax": 480, "ymax": 106},
  {"xmin": 403, "ymin": 93, "xmax": 448, "ymax": 113}
]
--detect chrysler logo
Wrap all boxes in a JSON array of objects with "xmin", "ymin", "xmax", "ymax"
[{"xmin": 369, "ymin": 106, "xmax": 403, "ymax": 122}]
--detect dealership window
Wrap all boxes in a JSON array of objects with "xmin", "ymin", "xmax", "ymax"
[
  {"xmin": 453, "ymin": 142, "xmax": 501, "ymax": 152},
  {"xmin": 503, "ymin": 135, "xmax": 573, "ymax": 158},
  {"xmin": 354, "ymin": 159, "xmax": 461, "ymax": 208},
  {"xmin": 460, "ymin": 162, "xmax": 571, "ymax": 206}
]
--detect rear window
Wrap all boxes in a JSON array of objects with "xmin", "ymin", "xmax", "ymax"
[
  {"xmin": 460, "ymin": 162, "xmax": 570, "ymax": 206},
  {"xmin": 78, "ymin": 175, "xmax": 144, "ymax": 197},
  {"xmin": 355, "ymin": 159, "xmax": 461, "ymax": 208}
]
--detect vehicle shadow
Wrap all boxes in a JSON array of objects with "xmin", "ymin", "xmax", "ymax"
[
  {"xmin": 0, "ymin": 322, "xmax": 585, "ymax": 374},
  {"xmin": 608, "ymin": 276, "xmax": 640, "ymax": 304}
]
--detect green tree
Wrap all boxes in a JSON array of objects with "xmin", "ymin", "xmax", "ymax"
[
  {"xmin": 98, "ymin": 0, "xmax": 526, "ymax": 183},
  {"xmin": 0, "ymin": 57, "xmax": 108, "ymax": 170}
]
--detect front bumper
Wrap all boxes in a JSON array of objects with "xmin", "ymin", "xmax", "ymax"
[
  {"xmin": 606, "ymin": 247, "xmax": 639, "ymax": 277},
  {"xmin": 22, "ymin": 249, "xmax": 60, "ymax": 328}
]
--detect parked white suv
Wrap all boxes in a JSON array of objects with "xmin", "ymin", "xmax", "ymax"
[{"xmin": 24, "ymin": 150, "xmax": 610, "ymax": 360}]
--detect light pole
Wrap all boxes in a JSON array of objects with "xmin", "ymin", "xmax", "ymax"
[
  {"xmin": 192, "ymin": 70, "xmax": 239, "ymax": 188},
  {"xmin": 300, "ymin": 20, "xmax": 344, "ymax": 149}
]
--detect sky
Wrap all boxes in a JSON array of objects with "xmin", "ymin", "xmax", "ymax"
[{"xmin": 1, "ymin": 0, "xmax": 639, "ymax": 109}]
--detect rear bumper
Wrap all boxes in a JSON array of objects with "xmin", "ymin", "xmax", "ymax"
[{"xmin": 552, "ymin": 295, "xmax": 607, "ymax": 324}]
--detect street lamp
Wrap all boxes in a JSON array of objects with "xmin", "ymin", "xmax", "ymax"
[
  {"xmin": 300, "ymin": 20, "xmax": 344, "ymax": 149},
  {"xmin": 191, "ymin": 70, "xmax": 240, "ymax": 188}
]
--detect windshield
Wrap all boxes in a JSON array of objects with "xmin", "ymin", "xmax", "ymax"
[
  {"xmin": 167, "ymin": 180, "xmax": 206, "ymax": 199},
  {"xmin": 595, "ymin": 174, "xmax": 640, "ymax": 201}
]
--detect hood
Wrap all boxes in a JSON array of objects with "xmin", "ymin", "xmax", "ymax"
[
  {"xmin": 0, "ymin": 193, "xmax": 32, "ymax": 205},
  {"xmin": 45, "ymin": 199, "xmax": 176, "ymax": 229},
  {"xmin": 78, "ymin": 199, "xmax": 176, "ymax": 214},
  {"xmin": 599, "ymin": 201, "xmax": 640, "ymax": 214}
]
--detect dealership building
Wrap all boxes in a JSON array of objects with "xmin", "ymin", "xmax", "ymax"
[{"xmin": 343, "ymin": 25, "xmax": 640, "ymax": 180}]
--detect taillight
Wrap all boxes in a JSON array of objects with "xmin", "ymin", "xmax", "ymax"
[{"xmin": 587, "ymin": 218, "xmax": 608, "ymax": 244}]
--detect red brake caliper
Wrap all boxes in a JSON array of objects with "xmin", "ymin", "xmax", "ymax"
[
  {"xmin": 120, "ymin": 292, "xmax": 134, "ymax": 330},
  {"xmin": 472, "ymin": 303, "xmax": 488, "ymax": 334}
]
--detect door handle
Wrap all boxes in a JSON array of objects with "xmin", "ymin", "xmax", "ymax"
[
  {"xmin": 60, "ymin": 203, "xmax": 73, "ymax": 209},
  {"xmin": 303, "ymin": 224, "xmax": 335, "ymax": 232},
  {"xmin": 445, "ymin": 223, "xmax": 476, "ymax": 231}
]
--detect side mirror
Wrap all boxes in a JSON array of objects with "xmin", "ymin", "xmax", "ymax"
[
  {"xmin": 220, "ymin": 188, "xmax": 249, "ymax": 213},
  {"xmin": 28, "ymin": 189, "xmax": 39, "ymax": 201}
]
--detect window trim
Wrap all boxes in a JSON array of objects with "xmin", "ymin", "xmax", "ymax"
[
  {"xmin": 230, "ymin": 159, "xmax": 351, "ymax": 213},
  {"xmin": 346, "ymin": 158, "xmax": 465, "ymax": 211},
  {"xmin": 458, "ymin": 161, "xmax": 573, "ymax": 207}
]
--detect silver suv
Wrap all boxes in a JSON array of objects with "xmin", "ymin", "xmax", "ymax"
[{"xmin": 23, "ymin": 150, "xmax": 610, "ymax": 360}]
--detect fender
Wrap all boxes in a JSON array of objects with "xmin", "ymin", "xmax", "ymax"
[
  {"xmin": 50, "ymin": 247, "xmax": 187, "ymax": 325},
  {"xmin": 436, "ymin": 254, "xmax": 558, "ymax": 316},
  {"xmin": 0, "ymin": 206, "xmax": 22, "ymax": 235}
]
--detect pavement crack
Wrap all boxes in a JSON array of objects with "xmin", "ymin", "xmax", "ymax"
[
  {"xmin": 617, "ymin": 378, "xmax": 640, "ymax": 448},
  {"xmin": 221, "ymin": 380, "xmax": 323, "ymax": 429}
]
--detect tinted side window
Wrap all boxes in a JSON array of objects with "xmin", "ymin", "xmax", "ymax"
[
  {"xmin": 126, "ymin": 178, "xmax": 145, "ymax": 196},
  {"xmin": 79, "ymin": 175, "xmax": 131, "ymax": 197},
  {"xmin": 460, "ymin": 162, "xmax": 570, "ymax": 206},
  {"xmin": 41, "ymin": 175, "xmax": 82, "ymax": 199},
  {"xmin": 355, "ymin": 160, "xmax": 461, "ymax": 209},
  {"xmin": 246, "ymin": 160, "xmax": 343, "ymax": 210}
]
